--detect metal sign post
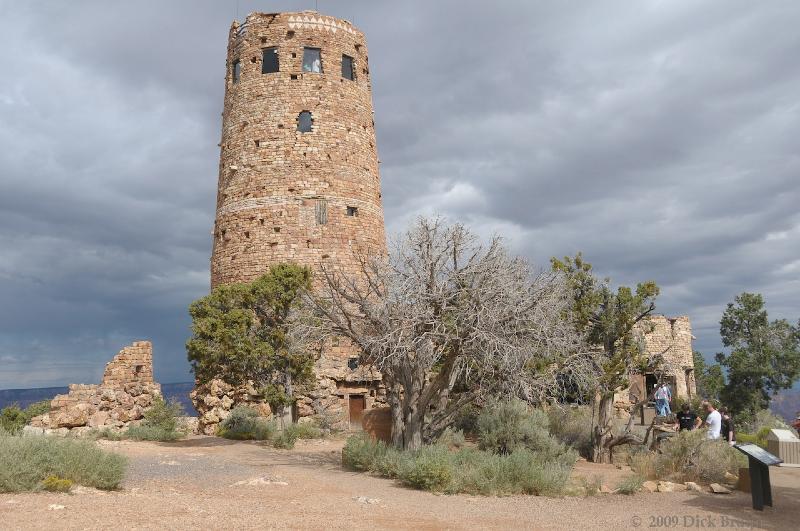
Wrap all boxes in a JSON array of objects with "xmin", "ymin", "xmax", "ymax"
[{"xmin": 734, "ymin": 443, "xmax": 782, "ymax": 511}]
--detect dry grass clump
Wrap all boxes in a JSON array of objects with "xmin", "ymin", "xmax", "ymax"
[{"xmin": 615, "ymin": 474, "xmax": 645, "ymax": 495}]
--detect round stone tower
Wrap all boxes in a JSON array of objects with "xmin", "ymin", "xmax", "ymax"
[
  {"xmin": 211, "ymin": 11, "xmax": 386, "ymax": 287},
  {"xmin": 198, "ymin": 12, "xmax": 386, "ymax": 433}
]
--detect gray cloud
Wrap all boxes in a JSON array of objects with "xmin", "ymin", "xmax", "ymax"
[{"xmin": 0, "ymin": 0, "xmax": 798, "ymax": 389}]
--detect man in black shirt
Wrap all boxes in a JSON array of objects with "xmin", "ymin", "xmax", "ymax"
[
  {"xmin": 720, "ymin": 406, "xmax": 735, "ymax": 445},
  {"xmin": 675, "ymin": 403, "xmax": 700, "ymax": 431}
]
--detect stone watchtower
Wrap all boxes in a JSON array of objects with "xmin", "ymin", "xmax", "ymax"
[
  {"xmin": 199, "ymin": 12, "xmax": 387, "ymax": 433},
  {"xmin": 211, "ymin": 11, "xmax": 385, "ymax": 286}
]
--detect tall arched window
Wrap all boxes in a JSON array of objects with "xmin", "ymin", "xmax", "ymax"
[{"xmin": 297, "ymin": 111, "xmax": 313, "ymax": 132}]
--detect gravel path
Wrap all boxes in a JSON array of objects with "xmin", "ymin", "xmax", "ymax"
[{"xmin": 1, "ymin": 436, "xmax": 798, "ymax": 530}]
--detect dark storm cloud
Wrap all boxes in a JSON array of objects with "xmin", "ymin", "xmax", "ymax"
[{"xmin": 0, "ymin": 0, "xmax": 798, "ymax": 388}]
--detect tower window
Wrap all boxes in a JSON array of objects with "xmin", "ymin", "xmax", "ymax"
[
  {"xmin": 232, "ymin": 59, "xmax": 241, "ymax": 83},
  {"xmin": 315, "ymin": 199, "xmax": 328, "ymax": 225},
  {"xmin": 346, "ymin": 206, "xmax": 358, "ymax": 217},
  {"xmin": 348, "ymin": 358, "xmax": 359, "ymax": 370},
  {"xmin": 262, "ymin": 47, "xmax": 279, "ymax": 73},
  {"xmin": 341, "ymin": 54, "xmax": 355, "ymax": 80},
  {"xmin": 302, "ymin": 47, "xmax": 322, "ymax": 73},
  {"xmin": 297, "ymin": 111, "xmax": 313, "ymax": 132}
]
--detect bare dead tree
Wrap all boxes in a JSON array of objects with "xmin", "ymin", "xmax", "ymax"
[{"xmin": 301, "ymin": 217, "xmax": 588, "ymax": 450}]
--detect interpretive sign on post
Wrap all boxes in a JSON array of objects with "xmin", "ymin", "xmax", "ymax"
[{"xmin": 734, "ymin": 443, "xmax": 782, "ymax": 511}]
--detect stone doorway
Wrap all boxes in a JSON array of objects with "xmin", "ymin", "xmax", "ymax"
[{"xmin": 349, "ymin": 394, "xmax": 365, "ymax": 430}]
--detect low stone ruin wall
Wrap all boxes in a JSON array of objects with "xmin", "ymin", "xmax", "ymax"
[
  {"xmin": 29, "ymin": 341, "xmax": 162, "ymax": 435},
  {"xmin": 190, "ymin": 379, "xmax": 272, "ymax": 435}
]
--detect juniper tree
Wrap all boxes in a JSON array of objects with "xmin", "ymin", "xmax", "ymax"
[
  {"xmin": 186, "ymin": 264, "xmax": 317, "ymax": 418},
  {"xmin": 716, "ymin": 292, "xmax": 800, "ymax": 424},
  {"xmin": 551, "ymin": 253, "xmax": 661, "ymax": 463}
]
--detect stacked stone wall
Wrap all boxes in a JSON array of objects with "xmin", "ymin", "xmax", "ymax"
[
  {"xmin": 29, "ymin": 341, "xmax": 162, "ymax": 434},
  {"xmin": 615, "ymin": 316, "xmax": 696, "ymax": 415},
  {"xmin": 197, "ymin": 11, "xmax": 387, "ymax": 433}
]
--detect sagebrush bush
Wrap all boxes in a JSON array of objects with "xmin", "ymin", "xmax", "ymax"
[
  {"xmin": 125, "ymin": 396, "xmax": 185, "ymax": 441},
  {"xmin": 218, "ymin": 406, "xmax": 276, "ymax": 441},
  {"xmin": 449, "ymin": 447, "xmax": 575, "ymax": 496},
  {"xmin": 342, "ymin": 433, "xmax": 387, "ymax": 471},
  {"xmin": 477, "ymin": 400, "xmax": 570, "ymax": 461},
  {"xmin": 547, "ymin": 405, "xmax": 593, "ymax": 459},
  {"xmin": 398, "ymin": 445, "xmax": 452, "ymax": 491},
  {"xmin": 0, "ymin": 432, "xmax": 127, "ymax": 492},
  {"xmin": 341, "ymin": 434, "xmax": 576, "ymax": 496},
  {"xmin": 631, "ymin": 430, "xmax": 744, "ymax": 483}
]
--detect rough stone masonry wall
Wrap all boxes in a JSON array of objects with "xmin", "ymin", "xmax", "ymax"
[
  {"xmin": 615, "ymin": 316, "xmax": 696, "ymax": 414},
  {"xmin": 195, "ymin": 11, "xmax": 388, "ymax": 434},
  {"xmin": 29, "ymin": 341, "xmax": 162, "ymax": 434}
]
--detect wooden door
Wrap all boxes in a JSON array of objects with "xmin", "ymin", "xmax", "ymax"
[{"xmin": 349, "ymin": 395, "xmax": 366, "ymax": 430}]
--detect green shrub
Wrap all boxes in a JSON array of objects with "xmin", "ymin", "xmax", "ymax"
[
  {"xmin": 0, "ymin": 401, "xmax": 51, "ymax": 434},
  {"xmin": 25, "ymin": 400, "xmax": 51, "ymax": 419},
  {"xmin": 217, "ymin": 406, "xmax": 276, "ymax": 441},
  {"xmin": 41, "ymin": 475, "xmax": 73, "ymax": 492},
  {"xmin": 616, "ymin": 474, "xmax": 644, "ymax": 495},
  {"xmin": 397, "ymin": 445, "xmax": 452, "ymax": 491},
  {"xmin": 547, "ymin": 405, "xmax": 593, "ymax": 459},
  {"xmin": 0, "ymin": 432, "xmax": 127, "ymax": 492},
  {"xmin": 0, "ymin": 405, "xmax": 25, "ymax": 434},
  {"xmin": 125, "ymin": 396, "xmax": 185, "ymax": 442},
  {"xmin": 632, "ymin": 430, "xmax": 744, "ymax": 483}
]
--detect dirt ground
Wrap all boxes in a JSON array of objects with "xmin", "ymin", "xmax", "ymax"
[{"xmin": 1, "ymin": 436, "xmax": 798, "ymax": 530}]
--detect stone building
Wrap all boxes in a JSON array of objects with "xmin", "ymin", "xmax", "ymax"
[
  {"xmin": 617, "ymin": 315, "xmax": 697, "ymax": 413},
  {"xmin": 29, "ymin": 341, "xmax": 162, "ymax": 434},
  {"xmin": 194, "ymin": 11, "xmax": 387, "ymax": 434}
]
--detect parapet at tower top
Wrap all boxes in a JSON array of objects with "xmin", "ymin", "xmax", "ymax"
[{"xmin": 232, "ymin": 11, "xmax": 364, "ymax": 38}]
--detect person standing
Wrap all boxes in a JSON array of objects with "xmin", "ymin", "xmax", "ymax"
[
  {"xmin": 719, "ymin": 407, "xmax": 735, "ymax": 445},
  {"xmin": 701, "ymin": 400, "xmax": 722, "ymax": 440},
  {"xmin": 663, "ymin": 383, "xmax": 673, "ymax": 416},
  {"xmin": 675, "ymin": 402, "xmax": 700, "ymax": 431},
  {"xmin": 654, "ymin": 383, "xmax": 669, "ymax": 417}
]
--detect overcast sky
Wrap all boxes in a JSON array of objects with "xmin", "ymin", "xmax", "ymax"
[{"xmin": 0, "ymin": 0, "xmax": 798, "ymax": 389}]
